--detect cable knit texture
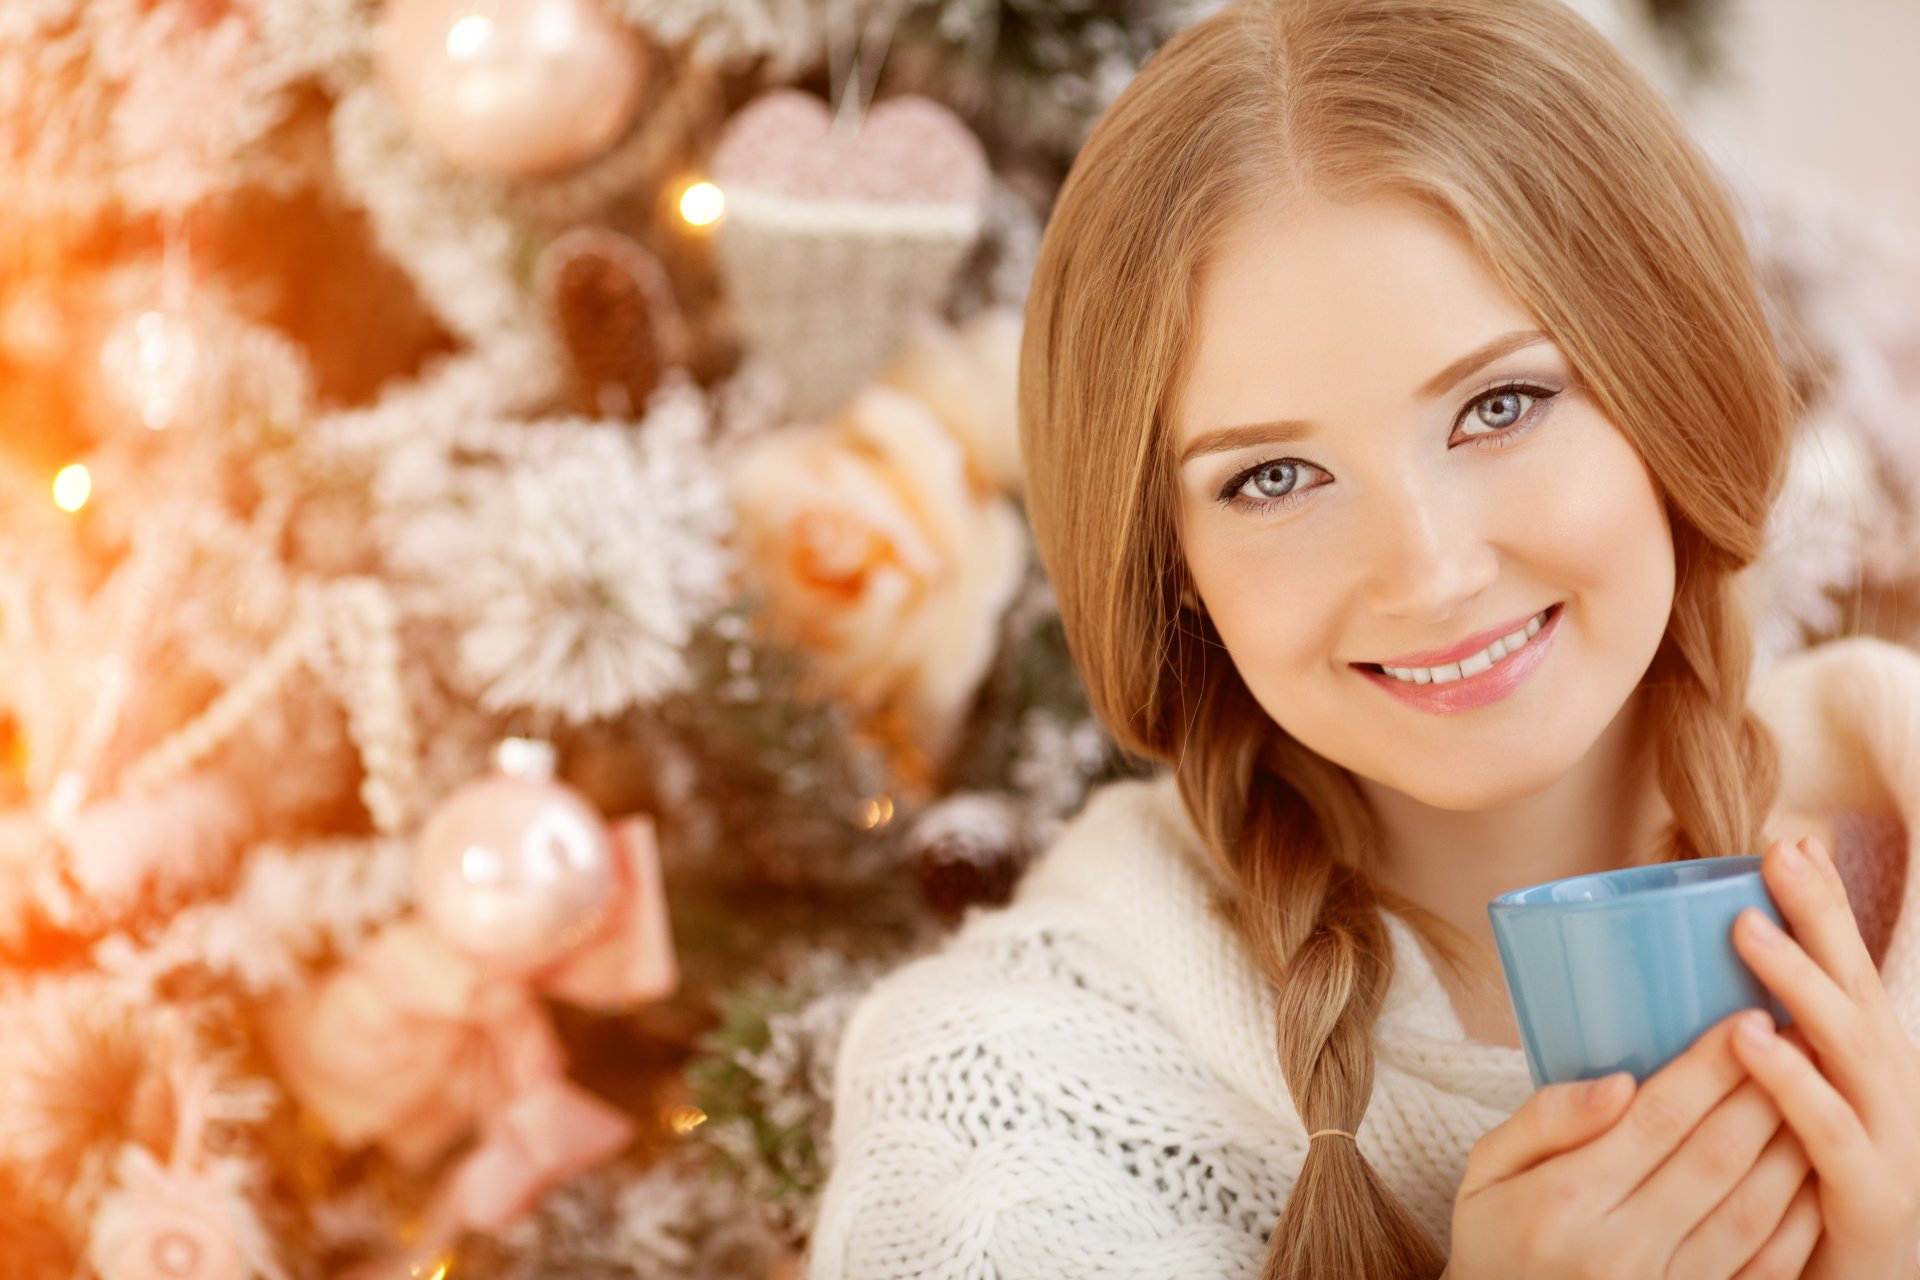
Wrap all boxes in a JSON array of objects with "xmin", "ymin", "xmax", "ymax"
[{"xmin": 809, "ymin": 636, "xmax": 1920, "ymax": 1279}]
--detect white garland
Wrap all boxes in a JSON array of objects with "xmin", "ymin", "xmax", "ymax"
[
  {"xmin": 326, "ymin": 79, "xmax": 542, "ymax": 347},
  {"xmin": 306, "ymin": 578, "xmax": 422, "ymax": 833},
  {"xmin": 92, "ymin": 834, "xmax": 414, "ymax": 997},
  {"xmin": 0, "ymin": 0, "xmax": 300, "ymax": 217}
]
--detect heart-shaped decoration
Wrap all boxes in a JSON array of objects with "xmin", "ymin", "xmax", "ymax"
[
  {"xmin": 712, "ymin": 89, "xmax": 989, "ymax": 206},
  {"xmin": 710, "ymin": 90, "xmax": 991, "ymax": 421}
]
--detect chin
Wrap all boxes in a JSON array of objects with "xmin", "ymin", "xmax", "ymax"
[{"xmin": 1379, "ymin": 751, "xmax": 1575, "ymax": 812}]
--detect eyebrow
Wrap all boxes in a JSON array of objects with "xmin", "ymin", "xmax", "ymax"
[{"xmin": 1176, "ymin": 328, "xmax": 1551, "ymax": 467}]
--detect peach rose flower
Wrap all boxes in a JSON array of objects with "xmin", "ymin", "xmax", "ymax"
[
  {"xmin": 877, "ymin": 307, "xmax": 1024, "ymax": 494},
  {"xmin": 730, "ymin": 384, "xmax": 1028, "ymax": 769}
]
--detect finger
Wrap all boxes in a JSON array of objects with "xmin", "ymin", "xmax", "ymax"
[
  {"xmin": 1461, "ymin": 1073, "xmax": 1636, "ymax": 1196},
  {"xmin": 1566, "ymin": 1011, "xmax": 1754, "ymax": 1212},
  {"xmin": 1733, "ymin": 880, "xmax": 1888, "ymax": 1113},
  {"xmin": 1758, "ymin": 836, "xmax": 1891, "ymax": 1023},
  {"xmin": 1635, "ymin": 1082, "xmax": 1781, "ymax": 1258},
  {"xmin": 1729, "ymin": 1009, "xmax": 1877, "ymax": 1197},
  {"xmin": 1459, "ymin": 1071, "xmax": 1635, "ymax": 1196},
  {"xmin": 1800, "ymin": 834, "xmax": 1901, "ymax": 1023},
  {"xmin": 1730, "ymin": 1174, "xmax": 1822, "ymax": 1280},
  {"xmin": 1669, "ymin": 1119, "xmax": 1808, "ymax": 1276}
]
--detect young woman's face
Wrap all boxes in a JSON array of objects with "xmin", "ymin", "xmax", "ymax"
[{"xmin": 1171, "ymin": 194, "xmax": 1675, "ymax": 810}]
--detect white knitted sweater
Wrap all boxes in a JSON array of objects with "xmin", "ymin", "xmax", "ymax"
[{"xmin": 808, "ymin": 636, "xmax": 1920, "ymax": 1279}]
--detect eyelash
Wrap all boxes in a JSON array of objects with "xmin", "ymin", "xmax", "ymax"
[{"xmin": 1214, "ymin": 380, "xmax": 1562, "ymax": 514}]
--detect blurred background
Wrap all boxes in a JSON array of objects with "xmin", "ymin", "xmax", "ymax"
[
  {"xmin": 0, "ymin": 1, "xmax": 1914, "ymax": 1277},
  {"xmin": 1689, "ymin": 0, "xmax": 1920, "ymax": 225}
]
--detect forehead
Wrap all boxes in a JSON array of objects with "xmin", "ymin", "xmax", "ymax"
[{"xmin": 1175, "ymin": 194, "xmax": 1537, "ymax": 439}]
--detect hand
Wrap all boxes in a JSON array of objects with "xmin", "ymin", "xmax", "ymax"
[
  {"xmin": 1729, "ymin": 834, "xmax": 1920, "ymax": 1279},
  {"xmin": 1449, "ymin": 1009, "xmax": 1821, "ymax": 1278}
]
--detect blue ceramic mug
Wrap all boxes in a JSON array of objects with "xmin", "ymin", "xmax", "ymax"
[{"xmin": 1487, "ymin": 854, "xmax": 1794, "ymax": 1089}]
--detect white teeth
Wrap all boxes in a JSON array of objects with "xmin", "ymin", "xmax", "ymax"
[{"xmin": 1380, "ymin": 607, "xmax": 1553, "ymax": 685}]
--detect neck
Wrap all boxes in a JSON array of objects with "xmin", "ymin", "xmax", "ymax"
[{"xmin": 1358, "ymin": 686, "xmax": 1673, "ymax": 986}]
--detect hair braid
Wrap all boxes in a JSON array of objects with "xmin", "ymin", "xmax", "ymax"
[
  {"xmin": 1176, "ymin": 636, "xmax": 1451, "ymax": 1278},
  {"xmin": 1643, "ymin": 529, "xmax": 1782, "ymax": 866}
]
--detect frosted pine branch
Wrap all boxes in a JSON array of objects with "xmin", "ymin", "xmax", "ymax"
[{"xmin": 92, "ymin": 835, "xmax": 413, "ymax": 997}]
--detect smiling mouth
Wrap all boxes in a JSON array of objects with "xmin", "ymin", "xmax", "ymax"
[{"xmin": 1351, "ymin": 606, "xmax": 1559, "ymax": 687}]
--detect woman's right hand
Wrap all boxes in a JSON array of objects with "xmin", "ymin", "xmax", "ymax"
[{"xmin": 1448, "ymin": 1010, "xmax": 1824, "ymax": 1279}]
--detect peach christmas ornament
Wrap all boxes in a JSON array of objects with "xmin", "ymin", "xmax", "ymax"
[
  {"xmin": 710, "ymin": 90, "xmax": 990, "ymax": 421},
  {"xmin": 261, "ymin": 804, "xmax": 674, "ymax": 1244},
  {"xmin": 375, "ymin": 0, "xmax": 647, "ymax": 179},
  {"xmin": 411, "ymin": 737, "xmax": 619, "ymax": 976}
]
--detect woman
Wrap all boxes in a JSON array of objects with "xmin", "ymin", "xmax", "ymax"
[{"xmin": 810, "ymin": 1, "xmax": 1920, "ymax": 1276}]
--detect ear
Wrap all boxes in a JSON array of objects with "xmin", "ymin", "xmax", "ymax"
[{"xmin": 1179, "ymin": 584, "xmax": 1203, "ymax": 613}]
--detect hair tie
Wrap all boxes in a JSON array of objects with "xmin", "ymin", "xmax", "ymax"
[{"xmin": 1307, "ymin": 1128, "xmax": 1357, "ymax": 1144}]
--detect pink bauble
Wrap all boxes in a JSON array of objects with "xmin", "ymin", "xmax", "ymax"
[
  {"xmin": 376, "ymin": 0, "xmax": 646, "ymax": 179},
  {"xmin": 413, "ymin": 761, "xmax": 618, "ymax": 974}
]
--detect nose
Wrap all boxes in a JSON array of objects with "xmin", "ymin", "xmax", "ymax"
[{"xmin": 1356, "ymin": 474, "xmax": 1500, "ymax": 623}]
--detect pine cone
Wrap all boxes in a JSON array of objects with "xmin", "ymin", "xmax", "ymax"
[
  {"xmin": 906, "ymin": 792, "xmax": 1032, "ymax": 925},
  {"xmin": 538, "ymin": 226, "xmax": 689, "ymax": 419}
]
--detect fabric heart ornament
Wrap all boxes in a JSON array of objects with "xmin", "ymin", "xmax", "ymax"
[{"xmin": 711, "ymin": 90, "xmax": 990, "ymax": 421}]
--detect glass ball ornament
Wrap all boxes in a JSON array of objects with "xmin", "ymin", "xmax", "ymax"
[
  {"xmin": 375, "ymin": 0, "xmax": 647, "ymax": 179},
  {"xmin": 412, "ymin": 738, "xmax": 619, "ymax": 974}
]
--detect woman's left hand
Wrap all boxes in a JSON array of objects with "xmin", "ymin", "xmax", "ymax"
[{"xmin": 1731, "ymin": 834, "xmax": 1920, "ymax": 1279}]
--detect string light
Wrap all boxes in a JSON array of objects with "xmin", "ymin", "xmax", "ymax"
[
  {"xmin": 52, "ymin": 463, "xmax": 90, "ymax": 512},
  {"xmin": 855, "ymin": 794, "xmax": 895, "ymax": 830},
  {"xmin": 445, "ymin": 14, "xmax": 492, "ymax": 61},
  {"xmin": 678, "ymin": 180, "xmax": 724, "ymax": 228},
  {"xmin": 666, "ymin": 1103, "xmax": 708, "ymax": 1135}
]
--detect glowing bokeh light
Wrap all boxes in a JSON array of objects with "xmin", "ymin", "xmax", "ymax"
[
  {"xmin": 53, "ymin": 464, "xmax": 91, "ymax": 512},
  {"xmin": 855, "ymin": 793, "xmax": 896, "ymax": 830},
  {"xmin": 445, "ymin": 13, "xmax": 493, "ymax": 61},
  {"xmin": 666, "ymin": 1104, "xmax": 708, "ymax": 1135},
  {"xmin": 679, "ymin": 181, "xmax": 724, "ymax": 227}
]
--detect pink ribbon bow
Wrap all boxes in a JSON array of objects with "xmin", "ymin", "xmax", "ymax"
[{"xmin": 262, "ymin": 816, "xmax": 676, "ymax": 1239}]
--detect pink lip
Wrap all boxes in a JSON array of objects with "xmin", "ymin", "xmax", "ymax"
[
  {"xmin": 1357, "ymin": 603, "xmax": 1563, "ymax": 714},
  {"xmin": 1367, "ymin": 605, "xmax": 1556, "ymax": 669}
]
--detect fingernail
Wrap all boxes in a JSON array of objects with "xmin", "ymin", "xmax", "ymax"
[
  {"xmin": 1743, "ymin": 908, "xmax": 1783, "ymax": 946},
  {"xmin": 1737, "ymin": 1010, "xmax": 1775, "ymax": 1050},
  {"xmin": 1585, "ymin": 1072, "xmax": 1628, "ymax": 1106},
  {"xmin": 1780, "ymin": 841, "xmax": 1811, "ymax": 875},
  {"xmin": 1800, "ymin": 836, "xmax": 1830, "ymax": 869}
]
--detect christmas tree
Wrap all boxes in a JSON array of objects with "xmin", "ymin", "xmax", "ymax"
[{"xmin": 0, "ymin": 1, "xmax": 1916, "ymax": 1276}]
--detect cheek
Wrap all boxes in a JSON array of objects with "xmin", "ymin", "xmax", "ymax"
[
  {"xmin": 1182, "ymin": 523, "xmax": 1345, "ymax": 681},
  {"xmin": 1180, "ymin": 529, "xmax": 1355, "ymax": 757},
  {"xmin": 1508, "ymin": 411, "xmax": 1674, "ymax": 622}
]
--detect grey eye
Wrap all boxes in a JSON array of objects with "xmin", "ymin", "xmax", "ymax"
[
  {"xmin": 1248, "ymin": 462, "xmax": 1298, "ymax": 498},
  {"xmin": 1473, "ymin": 391, "xmax": 1529, "ymax": 431}
]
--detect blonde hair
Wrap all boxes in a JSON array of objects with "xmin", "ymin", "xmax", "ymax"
[{"xmin": 1017, "ymin": 1, "xmax": 1797, "ymax": 1275}]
